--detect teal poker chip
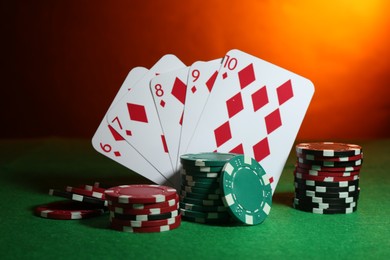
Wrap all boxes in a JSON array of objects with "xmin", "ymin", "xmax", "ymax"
[
  {"xmin": 180, "ymin": 152, "xmax": 237, "ymax": 167},
  {"xmin": 182, "ymin": 180, "xmax": 220, "ymax": 189},
  {"xmin": 220, "ymin": 155, "xmax": 272, "ymax": 225},
  {"xmin": 182, "ymin": 165, "xmax": 224, "ymax": 173},
  {"xmin": 181, "ymin": 196, "xmax": 224, "ymax": 206},
  {"xmin": 180, "ymin": 168, "xmax": 220, "ymax": 178},
  {"xmin": 181, "ymin": 175, "xmax": 221, "ymax": 183},
  {"xmin": 181, "ymin": 215, "xmax": 231, "ymax": 224},
  {"xmin": 181, "ymin": 185, "xmax": 222, "ymax": 195},
  {"xmin": 180, "ymin": 208, "xmax": 230, "ymax": 219},
  {"xmin": 180, "ymin": 190, "xmax": 221, "ymax": 200},
  {"xmin": 179, "ymin": 202, "xmax": 227, "ymax": 212}
]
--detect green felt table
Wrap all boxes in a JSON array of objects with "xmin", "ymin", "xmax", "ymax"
[{"xmin": 1, "ymin": 138, "xmax": 389, "ymax": 259}]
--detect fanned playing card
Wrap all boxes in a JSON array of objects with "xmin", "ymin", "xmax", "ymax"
[
  {"xmin": 177, "ymin": 58, "xmax": 221, "ymax": 168},
  {"xmin": 149, "ymin": 67, "xmax": 189, "ymax": 171},
  {"xmin": 106, "ymin": 55, "xmax": 186, "ymax": 188},
  {"xmin": 186, "ymin": 49, "xmax": 315, "ymax": 193},
  {"xmin": 92, "ymin": 67, "xmax": 173, "ymax": 186}
]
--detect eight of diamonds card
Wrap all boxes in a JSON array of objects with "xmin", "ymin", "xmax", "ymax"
[{"xmin": 186, "ymin": 49, "xmax": 315, "ymax": 193}]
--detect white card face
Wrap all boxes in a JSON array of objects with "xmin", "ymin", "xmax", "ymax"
[
  {"xmin": 187, "ymin": 49, "xmax": 315, "ymax": 193},
  {"xmin": 150, "ymin": 67, "xmax": 189, "ymax": 171},
  {"xmin": 92, "ymin": 67, "xmax": 172, "ymax": 186},
  {"xmin": 106, "ymin": 55, "xmax": 186, "ymax": 187},
  {"xmin": 178, "ymin": 59, "xmax": 222, "ymax": 162}
]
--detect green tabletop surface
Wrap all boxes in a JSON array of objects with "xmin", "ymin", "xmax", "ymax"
[{"xmin": 1, "ymin": 138, "xmax": 389, "ymax": 260}]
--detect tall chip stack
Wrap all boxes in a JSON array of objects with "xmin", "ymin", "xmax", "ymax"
[{"xmin": 293, "ymin": 142, "xmax": 363, "ymax": 214}]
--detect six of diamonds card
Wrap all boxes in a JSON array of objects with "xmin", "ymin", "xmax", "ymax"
[{"xmin": 92, "ymin": 49, "xmax": 315, "ymax": 193}]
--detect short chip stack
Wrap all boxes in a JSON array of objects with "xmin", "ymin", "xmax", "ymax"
[
  {"xmin": 293, "ymin": 142, "xmax": 363, "ymax": 214},
  {"xmin": 180, "ymin": 153, "xmax": 273, "ymax": 225},
  {"xmin": 104, "ymin": 184, "xmax": 181, "ymax": 233}
]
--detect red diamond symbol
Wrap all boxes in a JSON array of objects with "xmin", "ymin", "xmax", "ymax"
[
  {"xmin": 114, "ymin": 151, "xmax": 121, "ymax": 157},
  {"xmin": 226, "ymin": 92, "xmax": 244, "ymax": 119},
  {"xmin": 171, "ymin": 77, "xmax": 187, "ymax": 105},
  {"xmin": 238, "ymin": 63, "xmax": 255, "ymax": 89},
  {"xmin": 222, "ymin": 72, "xmax": 228, "ymax": 79},
  {"xmin": 179, "ymin": 111, "xmax": 184, "ymax": 126},
  {"xmin": 127, "ymin": 103, "xmax": 148, "ymax": 123},
  {"xmin": 269, "ymin": 176, "xmax": 274, "ymax": 184},
  {"xmin": 214, "ymin": 121, "xmax": 232, "ymax": 148},
  {"xmin": 253, "ymin": 137, "xmax": 270, "ymax": 162},
  {"xmin": 277, "ymin": 80, "xmax": 294, "ymax": 105},
  {"xmin": 205, "ymin": 71, "xmax": 218, "ymax": 92},
  {"xmin": 191, "ymin": 86, "xmax": 197, "ymax": 93},
  {"xmin": 265, "ymin": 108, "xmax": 282, "ymax": 135},
  {"xmin": 251, "ymin": 86, "xmax": 269, "ymax": 112},
  {"xmin": 160, "ymin": 100, "xmax": 165, "ymax": 107},
  {"xmin": 230, "ymin": 144, "xmax": 244, "ymax": 154},
  {"xmin": 126, "ymin": 130, "xmax": 132, "ymax": 136}
]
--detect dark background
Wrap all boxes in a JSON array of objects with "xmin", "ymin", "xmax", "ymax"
[{"xmin": 1, "ymin": 0, "xmax": 389, "ymax": 140}]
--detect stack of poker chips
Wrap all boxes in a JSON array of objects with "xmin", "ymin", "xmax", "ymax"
[
  {"xmin": 104, "ymin": 184, "xmax": 181, "ymax": 233},
  {"xmin": 293, "ymin": 142, "xmax": 363, "ymax": 214},
  {"xmin": 35, "ymin": 182, "xmax": 108, "ymax": 220},
  {"xmin": 180, "ymin": 153, "xmax": 273, "ymax": 225}
]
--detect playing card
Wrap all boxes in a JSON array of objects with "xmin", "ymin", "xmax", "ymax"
[
  {"xmin": 178, "ymin": 59, "xmax": 222, "ymax": 165},
  {"xmin": 106, "ymin": 55, "xmax": 186, "ymax": 187},
  {"xmin": 92, "ymin": 67, "xmax": 172, "ymax": 186},
  {"xmin": 149, "ymin": 67, "xmax": 189, "ymax": 171},
  {"xmin": 187, "ymin": 49, "xmax": 315, "ymax": 193}
]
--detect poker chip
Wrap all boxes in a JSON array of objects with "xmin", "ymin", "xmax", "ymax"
[
  {"xmin": 181, "ymin": 185, "xmax": 222, "ymax": 195},
  {"xmin": 294, "ymin": 182, "xmax": 358, "ymax": 193},
  {"xmin": 180, "ymin": 208, "xmax": 231, "ymax": 220},
  {"xmin": 183, "ymin": 165, "xmax": 225, "ymax": 173},
  {"xmin": 294, "ymin": 171, "xmax": 359, "ymax": 182},
  {"xmin": 35, "ymin": 200, "xmax": 106, "ymax": 220},
  {"xmin": 105, "ymin": 184, "xmax": 181, "ymax": 233},
  {"xmin": 292, "ymin": 202, "xmax": 357, "ymax": 214},
  {"xmin": 180, "ymin": 152, "xmax": 237, "ymax": 167},
  {"xmin": 293, "ymin": 198, "xmax": 357, "ymax": 210},
  {"xmin": 108, "ymin": 202, "xmax": 179, "ymax": 215},
  {"xmin": 296, "ymin": 152, "xmax": 363, "ymax": 162},
  {"xmin": 66, "ymin": 186, "xmax": 105, "ymax": 200},
  {"xmin": 179, "ymin": 202, "xmax": 227, "ymax": 212},
  {"xmin": 183, "ymin": 180, "xmax": 221, "ymax": 189},
  {"xmin": 49, "ymin": 189, "xmax": 107, "ymax": 207},
  {"xmin": 293, "ymin": 142, "xmax": 363, "ymax": 214},
  {"xmin": 220, "ymin": 155, "xmax": 272, "ymax": 225},
  {"xmin": 297, "ymin": 158, "xmax": 362, "ymax": 167},
  {"xmin": 109, "ymin": 218, "xmax": 181, "ymax": 233},
  {"xmin": 295, "ymin": 167, "xmax": 360, "ymax": 177},
  {"xmin": 295, "ymin": 142, "xmax": 362, "ymax": 157},
  {"xmin": 294, "ymin": 178, "xmax": 360, "ymax": 188},
  {"xmin": 180, "ymin": 168, "xmax": 220, "ymax": 178},
  {"xmin": 104, "ymin": 184, "xmax": 177, "ymax": 204},
  {"xmin": 180, "ymin": 190, "xmax": 221, "ymax": 200},
  {"xmin": 181, "ymin": 215, "xmax": 231, "ymax": 224},
  {"xmin": 181, "ymin": 196, "xmax": 225, "ymax": 206}
]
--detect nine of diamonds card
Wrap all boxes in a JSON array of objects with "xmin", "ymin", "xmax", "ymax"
[{"xmin": 92, "ymin": 49, "xmax": 315, "ymax": 192}]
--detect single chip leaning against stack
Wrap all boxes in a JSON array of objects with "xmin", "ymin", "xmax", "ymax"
[
  {"xmin": 293, "ymin": 142, "xmax": 363, "ymax": 214},
  {"xmin": 179, "ymin": 152, "xmax": 273, "ymax": 225},
  {"xmin": 104, "ymin": 184, "xmax": 181, "ymax": 233},
  {"xmin": 35, "ymin": 182, "xmax": 108, "ymax": 220}
]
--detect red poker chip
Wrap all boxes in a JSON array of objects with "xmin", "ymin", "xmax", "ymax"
[
  {"xmin": 296, "ymin": 153, "xmax": 363, "ymax": 162},
  {"xmin": 294, "ymin": 171, "xmax": 359, "ymax": 182},
  {"xmin": 109, "ymin": 217, "xmax": 181, "ymax": 233},
  {"xmin": 108, "ymin": 202, "xmax": 179, "ymax": 215},
  {"xmin": 296, "ymin": 162, "xmax": 362, "ymax": 172},
  {"xmin": 295, "ymin": 167, "xmax": 360, "ymax": 177},
  {"xmin": 104, "ymin": 185, "xmax": 177, "ymax": 204},
  {"xmin": 296, "ymin": 142, "xmax": 362, "ymax": 157},
  {"xmin": 109, "ymin": 214, "xmax": 181, "ymax": 228},
  {"xmin": 35, "ymin": 200, "xmax": 106, "ymax": 220},
  {"xmin": 66, "ymin": 186, "xmax": 105, "ymax": 200},
  {"xmin": 108, "ymin": 194, "xmax": 179, "ymax": 209},
  {"xmin": 297, "ymin": 158, "xmax": 362, "ymax": 167},
  {"xmin": 83, "ymin": 184, "xmax": 107, "ymax": 193}
]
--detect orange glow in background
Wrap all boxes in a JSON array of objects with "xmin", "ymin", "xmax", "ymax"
[{"xmin": 2, "ymin": 0, "xmax": 389, "ymax": 140}]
